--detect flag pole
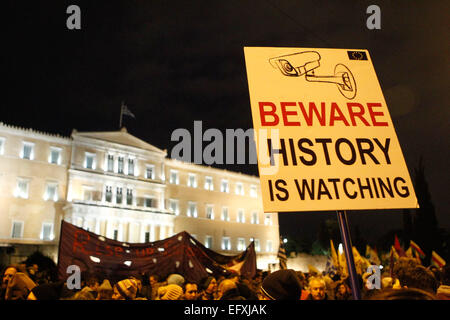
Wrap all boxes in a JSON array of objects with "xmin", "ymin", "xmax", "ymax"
[
  {"xmin": 336, "ymin": 210, "xmax": 361, "ymax": 300},
  {"xmin": 119, "ymin": 102, "xmax": 124, "ymax": 129}
]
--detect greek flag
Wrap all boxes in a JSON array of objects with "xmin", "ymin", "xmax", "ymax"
[{"xmin": 121, "ymin": 103, "xmax": 135, "ymax": 118}]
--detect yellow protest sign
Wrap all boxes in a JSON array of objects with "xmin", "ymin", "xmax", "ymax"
[{"xmin": 243, "ymin": 47, "xmax": 418, "ymax": 212}]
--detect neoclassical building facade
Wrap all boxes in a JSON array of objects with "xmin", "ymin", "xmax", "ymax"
[{"xmin": 0, "ymin": 122, "xmax": 280, "ymax": 270}]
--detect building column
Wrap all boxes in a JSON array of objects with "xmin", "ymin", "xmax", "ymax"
[
  {"xmin": 150, "ymin": 224, "xmax": 156, "ymax": 242},
  {"xmin": 159, "ymin": 225, "xmax": 166, "ymax": 240},
  {"xmin": 118, "ymin": 221, "xmax": 124, "ymax": 242}
]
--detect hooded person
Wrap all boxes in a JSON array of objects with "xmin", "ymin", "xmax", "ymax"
[
  {"xmin": 260, "ymin": 269, "xmax": 303, "ymax": 300},
  {"xmin": 157, "ymin": 284, "xmax": 183, "ymax": 300},
  {"xmin": 112, "ymin": 279, "xmax": 139, "ymax": 300},
  {"xmin": 5, "ymin": 272, "xmax": 36, "ymax": 300}
]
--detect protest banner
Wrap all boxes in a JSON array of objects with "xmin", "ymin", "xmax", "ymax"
[{"xmin": 57, "ymin": 220, "xmax": 256, "ymax": 283}]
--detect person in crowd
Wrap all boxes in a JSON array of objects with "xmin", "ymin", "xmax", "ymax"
[
  {"xmin": 183, "ymin": 281, "xmax": 199, "ymax": 300},
  {"xmin": 259, "ymin": 269, "xmax": 303, "ymax": 300},
  {"xmin": 156, "ymin": 284, "xmax": 183, "ymax": 300},
  {"xmin": 226, "ymin": 273, "xmax": 258, "ymax": 300},
  {"xmin": 72, "ymin": 273, "xmax": 100, "ymax": 300},
  {"xmin": 217, "ymin": 279, "xmax": 245, "ymax": 300},
  {"xmin": 167, "ymin": 273, "xmax": 185, "ymax": 287},
  {"xmin": 368, "ymin": 287, "xmax": 436, "ymax": 300},
  {"xmin": 199, "ymin": 275, "xmax": 217, "ymax": 300},
  {"xmin": 395, "ymin": 264, "xmax": 438, "ymax": 294},
  {"xmin": 148, "ymin": 274, "xmax": 164, "ymax": 300},
  {"xmin": 304, "ymin": 276, "xmax": 328, "ymax": 300},
  {"xmin": 130, "ymin": 275, "xmax": 145, "ymax": 299},
  {"xmin": 1, "ymin": 265, "xmax": 19, "ymax": 300},
  {"xmin": 4, "ymin": 271, "xmax": 36, "ymax": 300},
  {"xmin": 334, "ymin": 281, "xmax": 352, "ymax": 300},
  {"xmin": 436, "ymin": 264, "xmax": 450, "ymax": 300},
  {"xmin": 28, "ymin": 281, "xmax": 74, "ymax": 300},
  {"xmin": 111, "ymin": 278, "xmax": 139, "ymax": 300},
  {"xmin": 96, "ymin": 279, "xmax": 113, "ymax": 300}
]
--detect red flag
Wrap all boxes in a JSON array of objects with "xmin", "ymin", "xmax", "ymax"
[{"xmin": 394, "ymin": 235, "xmax": 406, "ymax": 257}]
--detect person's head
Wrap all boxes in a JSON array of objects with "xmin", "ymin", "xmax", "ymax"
[
  {"xmin": 112, "ymin": 279, "xmax": 138, "ymax": 300},
  {"xmin": 336, "ymin": 282, "xmax": 349, "ymax": 295},
  {"xmin": 2, "ymin": 266, "xmax": 18, "ymax": 287},
  {"xmin": 157, "ymin": 284, "xmax": 183, "ymax": 300},
  {"xmin": 183, "ymin": 282, "xmax": 198, "ymax": 300},
  {"xmin": 368, "ymin": 287, "xmax": 436, "ymax": 300},
  {"xmin": 167, "ymin": 273, "xmax": 185, "ymax": 287},
  {"xmin": 217, "ymin": 279, "xmax": 237, "ymax": 299},
  {"xmin": 149, "ymin": 274, "xmax": 159, "ymax": 286},
  {"xmin": 308, "ymin": 276, "xmax": 326, "ymax": 300},
  {"xmin": 397, "ymin": 265, "xmax": 438, "ymax": 294},
  {"xmin": 200, "ymin": 276, "xmax": 217, "ymax": 294},
  {"xmin": 85, "ymin": 274, "xmax": 100, "ymax": 291},
  {"xmin": 260, "ymin": 269, "xmax": 303, "ymax": 300}
]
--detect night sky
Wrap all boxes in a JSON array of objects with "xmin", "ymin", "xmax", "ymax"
[{"xmin": 3, "ymin": 1, "xmax": 449, "ymax": 245}]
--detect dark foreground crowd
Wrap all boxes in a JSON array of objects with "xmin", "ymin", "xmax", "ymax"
[{"xmin": 1, "ymin": 257, "xmax": 449, "ymax": 301}]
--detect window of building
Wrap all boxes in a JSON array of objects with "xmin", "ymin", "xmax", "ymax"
[
  {"xmin": 105, "ymin": 185, "xmax": 112, "ymax": 202},
  {"xmin": 11, "ymin": 221, "xmax": 23, "ymax": 239},
  {"xmin": 206, "ymin": 205, "xmax": 214, "ymax": 220},
  {"xmin": 221, "ymin": 207, "xmax": 229, "ymax": 221},
  {"xmin": 146, "ymin": 165, "xmax": 155, "ymax": 179},
  {"xmin": 237, "ymin": 209, "xmax": 245, "ymax": 223},
  {"xmin": 107, "ymin": 154, "xmax": 114, "ymax": 172},
  {"xmin": 21, "ymin": 142, "xmax": 34, "ymax": 160},
  {"xmin": 144, "ymin": 196, "xmax": 154, "ymax": 208},
  {"xmin": 237, "ymin": 238, "xmax": 246, "ymax": 251},
  {"xmin": 266, "ymin": 240, "xmax": 273, "ymax": 253},
  {"xmin": 117, "ymin": 157, "xmax": 124, "ymax": 174},
  {"xmin": 113, "ymin": 229, "xmax": 119, "ymax": 241},
  {"xmin": 0, "ymin": 137, "xmax": 5, "ymax": 155},
  {"xmin": 220, "ymin": 179, "xmax": 229, "ymax": 193},
  {"xmin": 49, "ymin": 147, "xmax": 61, "ymax": 165},
  {"xmin": 169, "ymin": 199, "xmax": 179, "ymax": 215},
  {"xmin": 204, "ymin": 176, "xmax": 214, "ymax": 191},
  {"xmin": 187, "ymin": 202, "xmax": 197, "ymax": 218},
  {"xmin": 205, "ymin": 236, "xmax": 213, "ymax": 249},
  {"xmin": 116, "ymin": 187, "xmax": 123, "ymax": 204},
  {"xmin": 250, "ymin": 185, "xmax": 258, "ymax": 198},
  {"xmin": 41, "ymin": 223, "xmax": 53, "ymax": 241},
  {"xmin": 251, "ymin": 212, "xmax": 259, "ymax": 224},
  {"xmin": 187, "ymin": 173, "xmax": 197, "ymax": 188},
  {"xmin": 169, "ymin": 170, "xmax": 179, "ymax": 184},
  {"xmin": 126, "ymin": 188, "xmax": 133, "ymax": 205},
  {"xmin": 84, "ymin": 152, "xmax": 96, "ymax": 169},
  {"xmin": 128, "ymin": 158, "xmax": 135, "ymax": 175},
  {"xmin": 222, "ymin": 237, "xmax": 231, "ymax": 251},
  {"xmin": 235, "ymin": 182, "xmax": 244, "ymax": 196},
  {"xmin": 144, "ymin": 232, "xmax": 150, "ymax": 243},
  {"xmin": 82, "ymin": 186, "xmax": 94, "ymax": 201},
  {"xmin": 15, "ymin": 178, "xmax": 29, "ymax": 199},
  {"xmin": 44, "ymin": 182, "xmax": 58, "ymax": 201},
  {"xmin": 253, "ymin": 239, "xmax": 261, "ymax": 252},
  {"xmin": 264, "ymin": 213, "xmax": 273, "ymax": 226}
]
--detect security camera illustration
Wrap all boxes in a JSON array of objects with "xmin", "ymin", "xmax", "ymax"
[{"xmin": 269, "ymin": 51, "xmax": 357, "ymax": 99}]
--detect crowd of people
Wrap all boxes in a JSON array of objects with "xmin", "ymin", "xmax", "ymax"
[{"xmin": 1, "ymin": 256, "xmax": 449, "ymax": 300}]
